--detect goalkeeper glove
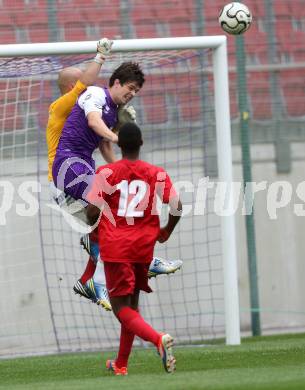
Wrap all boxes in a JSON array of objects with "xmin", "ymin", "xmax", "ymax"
[
  {"xmin": 118, "ymin": 105, "xmax": 137, "ymax": 124},
  {"xmin": 94, "ymin": 38, "xmax": 113, "ymax": 64}
]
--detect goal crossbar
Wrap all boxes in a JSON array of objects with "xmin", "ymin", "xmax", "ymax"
[
  {"xmin": 0, "ymin": 36, "xmax": 226, "ymax": 57},
  {"xmin": 0, "ymin": 35, "xmax": 241, "ymax": 346}
]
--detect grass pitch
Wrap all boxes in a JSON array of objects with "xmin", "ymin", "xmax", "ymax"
[{"xmin": 1, "ymin": 333, "xmax": 305, "ymax": 390}]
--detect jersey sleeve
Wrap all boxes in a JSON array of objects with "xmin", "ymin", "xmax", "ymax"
[
  {"xmin": 77, "ymin": 86, "xmax": 106, "ymax": 117},
  {"xmin": 86, "ymin": 166, "xmax": 116, "ymax": 207},
  {"xmin": 157, "ymin": 168, "xmax": 178, "ymax": 204},
  {"xmin": 50, "ymin": 79, "xmax": 86, "ymax": 117}
]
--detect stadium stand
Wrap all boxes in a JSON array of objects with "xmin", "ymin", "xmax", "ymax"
[
  {"xmin": 131, "ymin": 6, "xmax": 159, "ymax": 38},
  {"xmin": 0, "ymin": 0, "xmax": 304, "ymax": 120},
  {"xmin": 248, "ymin": 72, "xmax": 273, "ymax": 120},
  {"xmin": 279, "ymin": 69, "xmax": 305, "ymax": 117}
]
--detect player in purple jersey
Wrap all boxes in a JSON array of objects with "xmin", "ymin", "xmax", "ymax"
[
  {"xmin": 51, "ymin": 61, "xmax": 183, "ymax": 311},
  {"xmin": 53, "ymin": 62, "xmax": 143, "ymax": 203}
]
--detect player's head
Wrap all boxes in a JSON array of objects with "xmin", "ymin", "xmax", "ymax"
[
  {"xmin": 118, "ymin": 122, "xmax": 143, "ymax": 157},
  {"xmin": 109, "ymin": 62, "xmax": 145, "ymax": 105},
  {"xmin": 57, "ymin": 67, "xmax": 83, "ymax": 95}
]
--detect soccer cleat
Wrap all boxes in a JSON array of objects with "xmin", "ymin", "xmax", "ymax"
[
  {"xmin": 106, "ymin": 359, "xmax": 128, "ymax": 376},
  {"xmin": 148, "ymin": 257, "xmax": 183, "ymax": 278},
  {"xmin": 73, "ymin": 279, "xmax": 112, "ymax": 311},
  {"xmin": 157, "ymin": 333, "xmax": 176, "ymax": 373},
  {"xmin": 80, "ymin": 234, "xmax": 100, "ymax": 263}
]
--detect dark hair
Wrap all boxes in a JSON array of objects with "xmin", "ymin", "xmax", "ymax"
[
  {"xmin": 118, "ymin": 123, "xmax": 143, "ymax": 153},
  {"xmin": 109, "ymin": 62, "xmax": 145, "ymax": 88}
]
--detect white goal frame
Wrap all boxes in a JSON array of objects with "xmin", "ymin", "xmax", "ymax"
[{"xmin": 0, "ymin": 36, "xmax": 240, "ymax": 345}]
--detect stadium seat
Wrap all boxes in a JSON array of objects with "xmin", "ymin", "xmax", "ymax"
[
  {"xmin": 249, "ymin": 0, "xmax": 265, "ymax": 17},
  {"xmin": 84, "ymin": 7, "xmax": 121, "ymax": 39},
  {"xmin": 57, "ymin": 8, "xmax": 88, "ymax": 41},
  {"xmin": 203, "ymin": 0, "xmax": 227, "ymax": 20},
  {"xmin": 179, "ymin": 91, "xmax": 201, "ymax": 122},
  {"xmin": 154, "ymin": 0, "xmax": 195, "ymax": 36},
  {"xmin": 141, "ymin": 93, "xmax": 168, "ymax": 124},
  {"xmin": 0, "ymin": 24, "xmax": 16, "ymax": 44},
  {"xmin": 276, "ymin": 18, "xmax": 305, "ymax": 61},
  {"xmin": 244, "ymin": 23, "xmax": 268, "ymax": 64},
  {"xmin": 28, "ymin": 24, "xmax": 49, "ymax": 43},
  {"xmin": 131, "ymin": 7, "xmax": 159, "ymax": 38},
  {"xmin": 64, "ymin": 23, "xmax": 88, "ymax": 41},
  {"xmin": 228, "ymin": 72, "xmax": 239, "ymax": 120},
  {"xmin": 248, "ymin": 72, "xmax": 272, "ymax": 120},
  {"xmin": 71, "ymin": 0, "xmax": 120, "ymax": 7},
  {"xmin": 279, "ymin": 70, "xmax": 305, "ymax": 117},
  {"xmin": 273, "ymin": 1, "xmax": 290, "ymax": 17}
]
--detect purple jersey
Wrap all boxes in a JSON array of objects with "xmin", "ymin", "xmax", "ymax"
[
  {"xmin": 52, "ymin": 86, "xmax": 118, "ymax": 201},
  {"xmin": 56, "ymin": 86, "xmax": 118, "ymax": 161}
]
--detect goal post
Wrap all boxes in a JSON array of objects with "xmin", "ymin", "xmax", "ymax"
[{"xmin": 0, "ymin": 36, "xmax": 240, "ymax": 355}]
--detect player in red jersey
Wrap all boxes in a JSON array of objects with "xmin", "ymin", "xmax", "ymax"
[{"xmin": 86, "ymin": 122, "xmax": 182, "ymax": 375}]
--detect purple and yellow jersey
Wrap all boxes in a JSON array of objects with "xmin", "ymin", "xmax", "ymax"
[
  {"xmin": 55, "ymin": 86, "xmax": 118, "ymax": 163},
  {"xmin": 46, "ymin": 80, "xmax": 87, "ymax": 181}
]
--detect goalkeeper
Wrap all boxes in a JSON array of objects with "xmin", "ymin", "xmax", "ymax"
[{"xmin": 47, "ymin": 39, "xmax": 183, "ymax": 312}]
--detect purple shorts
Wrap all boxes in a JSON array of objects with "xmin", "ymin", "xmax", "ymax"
[{"xmin": 53, "ymin": 155, "xmax": 95, "ymax": 203}]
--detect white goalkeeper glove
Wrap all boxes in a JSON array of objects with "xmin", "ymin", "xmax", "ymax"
[
  {"xmin": 94, "ymin": 38, "xmax": 113, "ymax": 64},
  {"xmin": 118, "ymin": 105, "xmax": 137, "ymax": 124}
]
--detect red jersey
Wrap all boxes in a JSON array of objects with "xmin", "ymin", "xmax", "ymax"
[{"xmin": 86, "ymin": 159, "xmax": 177, "ymax": 263}]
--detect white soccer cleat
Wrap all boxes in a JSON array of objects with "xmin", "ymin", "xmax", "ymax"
[
  {"xmin": 73, "ymin": 278, "xmax": 112, "ymax": 311},
  {"xmin": 148, "ymin": 257, "xmax": 183, "ymax": 278},
  {"xmin": 157, "ymin": 333, "xmax": 176, "ymax": 373}
]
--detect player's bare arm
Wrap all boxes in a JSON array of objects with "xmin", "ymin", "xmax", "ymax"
[
  {"xmin": 158, "ymin": 198, "xmax": 183, "ymax": 243},
  {"xmin": 86, "ymin": 204, "xmax": 101, "ymax": 226},
  {"xmin": 80, "ymin": 38, "xmax": 113, "ymax": 87},
  {"xmin": 87, "ymin": 112, "xmax": 118, "ymax": 143},
  {"xmin": 99, "ymin": 140, "xmax": 117, "ymax": 163}
]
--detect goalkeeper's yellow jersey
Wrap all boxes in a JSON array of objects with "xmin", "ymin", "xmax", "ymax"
[{"xmin": 46, "ymin": 80, "xmax": 87, "ymax": 181}]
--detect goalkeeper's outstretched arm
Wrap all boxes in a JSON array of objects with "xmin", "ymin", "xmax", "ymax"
[{"xmin": 80, "ymin": 38, "xmax": 113, "ymax": 88}]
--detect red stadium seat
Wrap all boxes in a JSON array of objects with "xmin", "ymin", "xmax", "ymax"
[
  {"xmin": 160, "ymin": 0, "xmax": 196, "ymax": 37},
  {"xmin": 244, "ymin": 23, "xmax": 268, "ymax": 64},
  {"xmin": 279, "ymin": 70, "xmax": 305, "ymax": 117},
  {"xmin": 142, "ymin": 93, "xmax": 168, "ymax": 124},
  {"xmin": 64, "ymin": 23, "xmax": 88, "ymax": 41},
  {"xmin": 248, "ymin": 72, "xmax": 272, "ymax": 120},
  {"xmin": 131, "ymin": 7, "xmax": 159, "ymax": 38},
  {"xmin": 203, "ymin": 0, "xmax": 226, "ymax": 20},
  {"xmin": 28, "ymin": 24, "xmax": 49, "ymax": 43},
  {"xmin": 273, "ymin": 1, "xmax": 290, "ymax": 17},
  {"xmin": 0, "ymin": 10, "xmax": 15, "ymax": 25},
  {"xmin": 57, "ymin": 8, "xmax": 88, "ymax": 41},
  {"xmin": 249, "ymin": 0, "xmax": 265, "ymax": 17},
  {"xmin": 228, "ymin": 72, "xmax": 239, "ymax": 120},
  {"xmin": 179, "ymin": 91, "xmax": 201, "ymax": 122},
  {"xmin": 0, "ymin": 24, "xmax": 16, "ymax": 44},
  {"xmin": 276, "ymin": 19, "xmax": 305, "ymax": 60},
  {"xmin": 84, "ymin": 7, "xmax": 121, "ymax": 39}
]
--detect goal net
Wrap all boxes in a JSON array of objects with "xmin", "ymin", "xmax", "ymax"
[{"xmin": 0, "ymin": 37, "xmax": 239, "ymax": 357}]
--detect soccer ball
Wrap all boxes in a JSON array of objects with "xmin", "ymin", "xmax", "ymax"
[{"xmin": 219, "ymin": 2, "xmax": 252, "ymax": 35}]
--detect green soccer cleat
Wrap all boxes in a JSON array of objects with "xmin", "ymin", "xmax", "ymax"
[
  {"xmin": 157, "ymin": 333, "xmax": 176, "ymax": 373},
  {"xmin": 73, "ymin": 279, "xmax": 112, "ymax": 311}
]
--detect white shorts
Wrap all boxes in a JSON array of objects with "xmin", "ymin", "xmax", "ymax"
[{"xmin": 49, "ymin": 181, "xmax": 88, "ymax": 225}]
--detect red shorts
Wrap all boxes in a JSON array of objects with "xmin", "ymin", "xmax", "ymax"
[{"xmin": 103, "ymin": 261, "xmax": 152, "ymax": 297}]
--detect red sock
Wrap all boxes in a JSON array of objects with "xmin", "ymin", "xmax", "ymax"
[
  {"xmin": 80, "ymin": 256, "xmax": 97, "ymax": 284},
  {"xmin": 116, "ymin": 325, "xmax": 135, "ymax": 369},
  {"xmin": 89, "ymin": 228, "xmax": 99, "ymax": 242},
  {"xmin": 117, "ymin": 307, "xmax": 160, "ymax": 347}
]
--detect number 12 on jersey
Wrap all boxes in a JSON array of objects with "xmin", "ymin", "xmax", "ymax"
[{"xmin": 117, "ymin": 180, "xmax": 148, "ymax": 217}]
